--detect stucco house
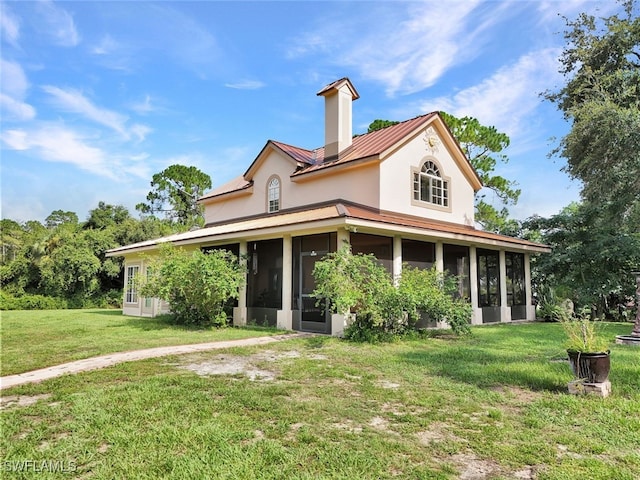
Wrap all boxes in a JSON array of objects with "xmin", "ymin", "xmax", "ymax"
[{"xmin": 107, "ymin": 78, "xmax": 550, "ymax": 335}]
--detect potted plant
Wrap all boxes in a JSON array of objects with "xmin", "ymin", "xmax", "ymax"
[{"xmin": 562, "ymin": 311, "xmax": 611, "ymax": 383}]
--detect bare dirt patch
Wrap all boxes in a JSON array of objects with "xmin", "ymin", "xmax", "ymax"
[
  {"xmin": 416, "ymin": 421, "xmax": 466, "ymax": 445},
  {"xmin": 175, "ymin": 349, "xmax": 325, "ymax": 381},
  {"xmin": 0, "ymin": 393, "xmax": 52, "ymax": 410},
  {"xmin": 332, "ymin": 420, "xmax": 363, "ymax": 434},
  {"xmin": 439, "ymin": 452, "xmax": 536, "ymax": 480},
  {"xmin": 377, "ymin": 380, "xmax": 400, "ymax": 389},
  {"xmin": 369, "ymin": 415, "xmax": 396, "ymax": 434},
  {"xmin": 492, "ymin": 385, "xmax": 543, "ymax": 403}
]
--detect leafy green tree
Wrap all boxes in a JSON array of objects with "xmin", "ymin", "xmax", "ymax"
[
  {"xmin": 523, "ymin": 202, "xmax": 640, "ymax": 318},
  {"xmin": 140, "ymin": 244, "xmax": 246, "ymax": 326},
  {"xmin": 1, "ymin": 219, "xmax": 23, "ymax": 264},
  {"xmin": 84, "ymin": 202, "xmax": 131, "ymax": 230},
  {"xmin": 39, "ymin": 243, "xmax": 101, "ymax": 300},
  {"xmin": 0, "ymin": 201, "xmax": 190, "ymax": 309},
  {"xmin": 439, "ymin": 112, "xmax": 520, "ymax": 233},
  {"xmin": 367, "ymin": 114, "xmax": 520, "ymax": 233},
  {"xmin": 544, "ymin": 0, "xmax": 640, "ymax": 226},
  {"xmin": 45, "ymin": 210, "xmax": 78, "ymax": 229},
  {"xmin": 367, "ymin": 119, "xmax": 399, "ymax": 133},
  {"xmin": 136, "ymin": 164, "xmax": 212, "ymax": 228}
]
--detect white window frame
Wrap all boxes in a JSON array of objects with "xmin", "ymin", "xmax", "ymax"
[
  {"xmin": 411, "ymin": 159, "xmax": 451, "ymax": 212},
  {"xmin": 125, "ymin": 265, "xmax": 140, "ymax": 304},
  {"xmin": 267, "ymin": 176, "xmax": 281, "ymax": 213}
]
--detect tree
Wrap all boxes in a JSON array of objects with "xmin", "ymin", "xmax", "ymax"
[
  {"xmin": 84, "ymin": 202, "xmax": 131, "ymax": 230},
  {"xmin": 439, "ymin": 112, "xmax": 520, "ymax": 233},
  {"xmin": 45, "ymin": 210, "xmax": 78, "ymax": 229},
  {"xmin": 367, "ymin": 114, "xmax": 520, "ymax": 233},
  {"xmin": 140, "ymin": 244, "xmax": 246, "ymax": 326},
  {"xmin": 367, "ymin": 119, "xmax": 399, "ymax": 133},
  {"xmin": 523, "ymin": 202, "xmax": 640, "ymax": 319},
  {"xmin": 1, "ymin": 219, "xmax": 23, "ymax": 264},
  {"xmin": 544, "ymin": 0, "xmax": 640, "ymax": 226},
  {"xmin": 136, "ymin": 164, "xmax": 212, "ymax": 227}
]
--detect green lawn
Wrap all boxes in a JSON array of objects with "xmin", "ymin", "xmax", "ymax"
[
  {"xmin": 0, "ymin": 309, "xmax": 281, "ymax": 376},
  {"xmin": 1, "ymin": 320, "xmax": 638, "ymax": 479}
]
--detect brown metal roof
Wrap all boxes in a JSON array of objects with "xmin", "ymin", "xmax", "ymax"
[
  {"xmin": 316, "ymin": 77, "xmax": 360, "ymax": 100},
  {"xmin": 199, "ymin": 175, "xmax": 252, "ymax": 202},
  {"xmin": 198, "ymin": 111, "xmax": 480, "ymax": 201},
  {"xmin": 271, "ymin": 141, "xmax": 320, "ymax": 165},
  {"xmin": 291, "ymin": 113, "xmax": 439, "ymax": 176},
  {"xmin": 340, "ymin": 203, "xmax": 550, "ymax": 251},
  {"xmin": 107, "ymin": 201, "xmax": 550, "ymax": 256}
]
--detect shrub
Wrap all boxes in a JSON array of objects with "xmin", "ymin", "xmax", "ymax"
[
  {"xmin": 312, "ymin": 247, "xmax": 472, "ymax": 341},
  {"xmin": 0, "ymin": 291, "xmax": 68, "ymax": 310},
  {"xmin": 398, "ymin": 266, "xmax": 472, "ymax": 336},
  {"xmin": 140, "ymin": 244, "xmax": 246, "ymax": 326}
]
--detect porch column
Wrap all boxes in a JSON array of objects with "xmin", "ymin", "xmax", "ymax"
[
  {"xmin": 277, "ymin": 235, "xmax": 293, "ymax": 330},
  {"xmin": 435, "ymin": 242, "xmax": 444, "ymax": 273},
  {"xmin": 233, "ymin": 240, "xmax": 248, "ymax": 326},
  {"xmin": 524, "ymin": 253, "xmax": 535, "ymax": 320},
  {"xmin": 393, "ymin": 235, "xmax": 402, "ymax": 285},
  {"xmin": 469, "ymin": 246, "xmax": 482, "ymax": 325},
  {"xmin": 499, "ymin": 250, "xmax": 511, "ymax": 323},
  {"xmin": 337, "ymin": 227, "xmax": 350, "ymax": 249}
]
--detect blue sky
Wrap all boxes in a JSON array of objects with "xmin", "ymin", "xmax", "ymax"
[{"xmin": 0, "ymin": 1, "xmax": 621, "ymax": 224}]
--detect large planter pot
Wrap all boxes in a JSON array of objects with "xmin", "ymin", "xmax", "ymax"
[{"xmin": 567, "ymin": 350, "xmax": 611, "ymax": 383}]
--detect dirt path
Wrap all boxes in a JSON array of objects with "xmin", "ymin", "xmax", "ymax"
[{"xmin": 0, "ymin": 332, "xmax": 314, "ymax": 390}]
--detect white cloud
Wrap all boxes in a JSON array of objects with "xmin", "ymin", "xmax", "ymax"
[
  {"xmin": 535, "ymin": 0, "xmax": 619, "ymax": 24},
  {"xmin": 43, "ymin": 85, "xmax": 128, "ymax": 136},
  {"xmin": 0, "ymin": 93, "xmax": 36, "ymax": 121},
  {"xmin": 91, "ymin": 34, "xmax": 118, "ymax": 55},
  {"xmin": 1, "ymin": 58, "xmax": 29, "ymax": 98},
  {"xmin": 416, "ymin": 48, "xmax": 562, "ymax": 138},
  {"xmin": 0, "ymin": 59, "xmax": 36, "ymax": 121},
  {"xmin": 130, "ymin": 94, "xmax": 155, "ymax": 115},
  {"xmin": 42, "ymin": 86, "xmax": 152, "ymax": 141},
  {"xmin": 1, "ymin": 125, "xmax": 117, "ymax": 179},
  {"xmin": 35, "ymin": 0, "xmax": 80, "ymax": 47},
  {"xmin": 1, "ymin": 2, "xmax": 20, "ymax": 47},
  {"xmin": 224, "ymin": 80, "xmax": 266, "ymax": 90},
  {"xmin": 288, "ymin": 1, "xmax": 515, "ymax": 97},
  {"xmin": 130, "ymin": 124, "xmax": 153, "ymax": 143}
]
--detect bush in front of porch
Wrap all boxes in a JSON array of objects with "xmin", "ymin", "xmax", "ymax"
[{"xmin": 312, "ymin": 247, "xmax": 471, "ymax": 341}]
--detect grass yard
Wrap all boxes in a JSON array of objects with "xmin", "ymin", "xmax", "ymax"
[
  {"xmin": 0, "ymin": 309, "xmax": 280, "ymax": 376},
  {"xmin": 1, "ymin": 320, "xmax": 639, "ymax": 479}
]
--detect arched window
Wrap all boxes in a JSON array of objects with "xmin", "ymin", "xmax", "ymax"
[
  {"xmin": 267, "ymin": 177, "xmax": 280, "ymax": 213},
  {"xmin": 413, "ymin": 160, "xmax": 449, "ymax": 207}
]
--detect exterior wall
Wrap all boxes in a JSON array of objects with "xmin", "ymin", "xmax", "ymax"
[
  {"xmin": 204, "ymin": 151, "xmax": 381, "ymax": 225},
  {"xmin": 121, "ymin": 251, "xmax": 181, "ymax": 317},
  {"xmin": 122, "ymin": 254, "xmax": 171, "ymax": 318},
  {"xmin": 378, "ymin": 129, "xmax": 476, "ymax": 226}
]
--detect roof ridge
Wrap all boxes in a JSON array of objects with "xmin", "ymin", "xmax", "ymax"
[{"xmin": 274, "ymin": 112, "xmax": 439, "ymax": 155}]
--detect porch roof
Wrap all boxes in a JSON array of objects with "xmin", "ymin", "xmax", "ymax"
[{"xmin": 106, "ymin": 202, "xmax": 550, "ymax": 256}]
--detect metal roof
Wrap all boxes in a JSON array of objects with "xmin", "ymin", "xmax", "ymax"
[{"xmin": 107, "ymin": 201, "xmax": 550, "ymax": 256}]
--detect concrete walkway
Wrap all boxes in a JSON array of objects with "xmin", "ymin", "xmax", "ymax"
[{"xmin": 0, "ymin": 332, "xmax": 313, "ymax": 391}]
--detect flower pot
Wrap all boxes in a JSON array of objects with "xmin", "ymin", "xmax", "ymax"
[{"xmin": 567, "ymin": 350, "xmax": 610, "ymax": 383}]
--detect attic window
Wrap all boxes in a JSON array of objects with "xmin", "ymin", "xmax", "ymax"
[
  {"xmin": 267, "ymin": 176, "xmax": 280, "ymax": 213},
  {"xmin": 413, "ymin": 160, "xmax": 449, "ymax": 208}
]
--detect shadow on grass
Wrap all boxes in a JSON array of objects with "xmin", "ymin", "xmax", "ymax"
[
  {"xmin": 86, "ymin": 309, "xmax": 125, "ymax": 316},
  {"xmin": 398, "ymin": 345, "xmax": 568, "ymax": 393},
  {"xmin": 304, "ymin": 336, "xmax": 331, "ymax": 349},
  {"xmin": 114, "ymin": 314, "xmax": 280, "ymax": 335}
]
